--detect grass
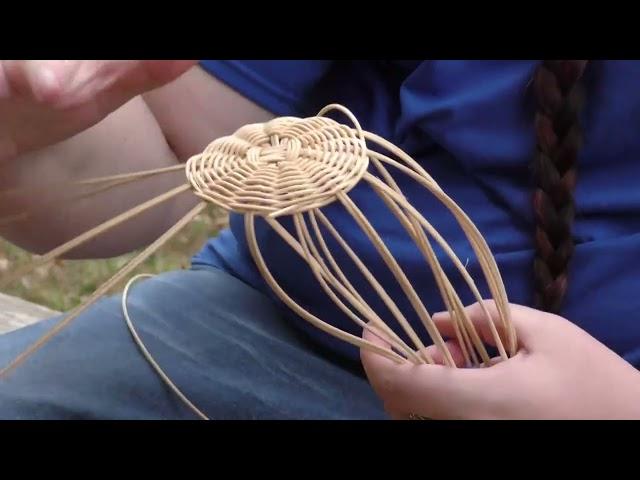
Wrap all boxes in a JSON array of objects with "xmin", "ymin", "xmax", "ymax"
[{"xmin": 0, "ymin": 205, "xmax": 228, "ymax": 312}]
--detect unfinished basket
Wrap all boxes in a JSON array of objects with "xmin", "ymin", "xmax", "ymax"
[
  {"xmin": 0, "ymin": 104, "xmax": 517, "ymax": 418},
  {"xmin": 186, "ymin": 104, "xmax": 517, "ymax": 367}
]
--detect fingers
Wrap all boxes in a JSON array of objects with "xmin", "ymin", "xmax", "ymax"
[
  {"xmin": 422, "ymin": 340, "xmax": 467, "ymax": 367},
  {"xmin": 360, "ymin": 301, "xmax": 560, "ymax": 419},
  {"xmin": 361, "ymin": 326, "xmax": 503, "ymax": 419},
  {"xmin": 2, "ymin": 60, "xmax": 62, "ymax": 103},
  {"xmin": 360, "ymin": 325, "xmax": 466, "ymax": 368},
  {"xmin": 432, "ymin": 300, "xmax": 549, "ymax": 352},
  {"xmin": 383, "ymin": 340, "xmax": 468, "ymax": 420},
  {"xmin": 434, "ymin": 301, "xmax": 502, "ymax": 346},
  {"xmin": 1, "ymin": 60, "xmax": 197, "ymax": 108}
]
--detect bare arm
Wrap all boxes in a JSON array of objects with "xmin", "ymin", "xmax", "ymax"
[{"xmin": 0, "ymin": 64, "xmax": 273, "ymax": 258}]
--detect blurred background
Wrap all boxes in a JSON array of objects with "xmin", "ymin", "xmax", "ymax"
[{"xmin": 0, "ymin": 205, "xmax": 227, "ymax": 312}]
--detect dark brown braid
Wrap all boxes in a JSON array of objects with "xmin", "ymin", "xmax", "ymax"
[{"xmin": 531, "ymin": 60, "xmax": 588, "ymax": 314}]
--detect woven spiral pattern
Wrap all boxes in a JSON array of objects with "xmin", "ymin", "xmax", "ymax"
[{"xmin": 186, "ymin": 116, "xmax": 369, "ymax": 217}]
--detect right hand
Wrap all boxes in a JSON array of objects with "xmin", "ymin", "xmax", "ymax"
[
  {"xmin": 361, "ymin": 301, "xmax": 640, "ymax": 420},
  {"xmin": 0, "ymin": 60, "xmax": 196, "ymax": 162}
]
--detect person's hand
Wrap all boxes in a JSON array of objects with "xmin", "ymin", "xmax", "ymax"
[
  {"xmin": 0, "ymin": 60, "xmax": 196, "ymax": 162},
  {"xmin": 361, "ymin": 301, "xmax": 640, "ymax": 419}
]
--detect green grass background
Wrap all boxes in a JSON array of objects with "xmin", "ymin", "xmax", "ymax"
[{"xmin": 0, "ymin": 205, "xmax": 227, "ymax": 312}]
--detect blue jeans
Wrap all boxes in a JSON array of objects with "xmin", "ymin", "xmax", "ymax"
[{"xmin": 0, "ymin": 267, "xmax": 387, "ymax": 419}]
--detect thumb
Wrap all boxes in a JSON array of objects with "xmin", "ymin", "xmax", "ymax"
[{"xmin": 361, "ymin": 327, "xmax": 504, "ymax": 419}]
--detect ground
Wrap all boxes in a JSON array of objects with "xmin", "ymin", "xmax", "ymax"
[{"xmin": 0, "ymin": 205, "xmax": 228, "ymax": 311}]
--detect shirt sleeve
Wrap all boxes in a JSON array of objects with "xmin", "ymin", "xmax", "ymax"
[{"xmin": 199, "ymin": 60, "xmax": 334, "ymax": 117}]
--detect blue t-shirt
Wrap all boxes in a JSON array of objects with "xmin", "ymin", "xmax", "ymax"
[{"xmin": 193, "ymin": 60, "xmax": 640, "ymax": 367}]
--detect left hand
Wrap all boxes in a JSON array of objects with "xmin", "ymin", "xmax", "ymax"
[
  {"xmin": 0, "ymin": 60, "xmax": 197, "ymax": 162},
  {"xmin": 360, "ymin": 301, "xmax": 640, "ymax": 419}
]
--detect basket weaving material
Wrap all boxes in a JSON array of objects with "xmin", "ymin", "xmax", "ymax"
[
  {"xmin": 187, "ymin": 104, "xmax": 516, "ymax": 366},
  {"xmin": 0, "ymin": 104, "xmax": 517, "ymax": 419}
]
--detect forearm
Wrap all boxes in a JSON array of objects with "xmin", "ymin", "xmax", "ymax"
[
  {"xmin": 0, "ymin": 64, "xmax": 276, "ymax": 259},
  {"xmin": 0, "ymin": 96, "xmax": 195, "ymax": 258}
]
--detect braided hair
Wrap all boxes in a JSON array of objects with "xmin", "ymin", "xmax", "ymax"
[{"xmin": 531, "ymin": 60, "xmax": 588, "ymax": 313}]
